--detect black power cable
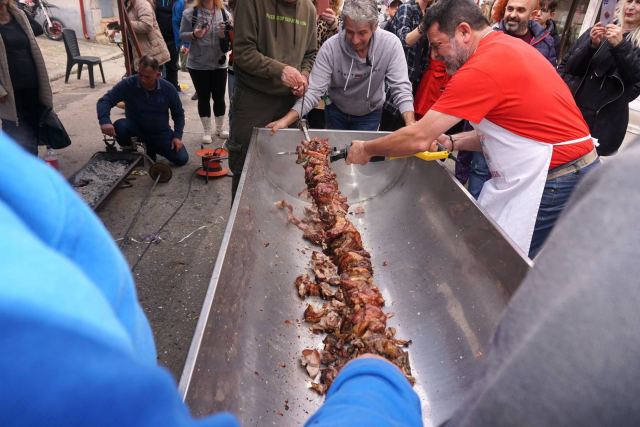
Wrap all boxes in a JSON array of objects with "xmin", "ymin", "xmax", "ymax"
[{"xmin": 126, "ymin": 168, "xmax": 199, "ymax": 272}]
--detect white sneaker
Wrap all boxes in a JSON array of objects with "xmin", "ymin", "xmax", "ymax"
[{"xmin": 200, "ymin": 116, "xmax": 212, "ymax": 144}]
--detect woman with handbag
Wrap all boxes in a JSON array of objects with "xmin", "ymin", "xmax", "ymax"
[
  {"xmin": 0, "ymin": 0, "xmax": 52, "ymax": 155},
  {"xmin": 559, "ymin": 0, "xmax": 640, "ymax": 156},
  {"xmin": 180, "ymin": 0, "xmax": 231, "ymax": 144}
]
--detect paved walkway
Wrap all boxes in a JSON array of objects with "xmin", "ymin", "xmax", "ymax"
[{"xmin": 36, "ymin": 36, "xmax": 123, "ymax": 82}]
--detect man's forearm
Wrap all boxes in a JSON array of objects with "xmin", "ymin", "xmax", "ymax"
[
  {"xmin": 364, "ymin": 110, "xmax": 461, "ymax": 158},
  {"xmin": 282, "ymin": 110, "xmax": 300, "ymax": 127},
  {"xmin": 450, "ymin": 130, "xmax": 481, "ymax": 152},
  {"xmin": 404, "ymin": 27, "xmax": 422, "ymax": 47},
  {"xmin": 96, "ymin": 99, "xmax": 113, "ymax": 126},
  {"xmin": 401, "ymin": 111, "xmax": 415, "ymax": 126},
  {"xmin": 173, "ymin": 114, "xmax": 185, "ymax": 139}
]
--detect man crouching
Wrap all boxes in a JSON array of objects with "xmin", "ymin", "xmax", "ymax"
[{"xmin": 96, "ymin": 56, "xmax": 188, "ymax": 166}]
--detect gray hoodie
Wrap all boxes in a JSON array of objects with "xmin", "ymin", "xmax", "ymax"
[
  {"xmin": 180, "ymin": 7, "xmax": 229, "ymax": 70},
  {"xmin": 292, "ymin": 28, "xmax": 413, "ymax": 118}
]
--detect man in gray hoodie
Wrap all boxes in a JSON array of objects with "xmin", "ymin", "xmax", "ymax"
[{"xmin": 267, "ymin": 0, "xmax": 415, "ymax": 132}]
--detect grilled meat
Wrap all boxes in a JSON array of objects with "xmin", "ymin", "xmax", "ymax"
[
  {"xmin": 290, "ymin": 138, "xmax": 413, "ymax": 394},
  {"xmin": 311, "ymin": 251, "xmax": 340, "ymax": 285},
  {"xmin": 296, "ymin": 274, "xmax": 321, "ymax": 299}
]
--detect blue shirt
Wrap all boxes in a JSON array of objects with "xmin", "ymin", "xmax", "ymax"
[
  {"xmin": 0, "ymin": 137, "xmax": 422, "ymax": 427},
  {"xmin": 96, "ymin": 76, "xmax": 185, "ymax": 139}
]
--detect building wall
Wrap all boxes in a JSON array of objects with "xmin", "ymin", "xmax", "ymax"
[{"xmin": 46, "ymin": 0, "xmax": 118, "ymax": 40}]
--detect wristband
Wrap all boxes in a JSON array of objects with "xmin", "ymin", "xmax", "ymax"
[{"xmin": 447, "ymin": 134, "xmax": 456, "ymax": 151}]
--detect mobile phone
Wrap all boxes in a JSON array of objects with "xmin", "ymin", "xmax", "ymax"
[
  {"xmin": 316, "ymin": 0, "xmax": 330, "ymax": 15},
  {"xmin": 600, "ymin": 0, "xmax": 617, "ymax": 26}
]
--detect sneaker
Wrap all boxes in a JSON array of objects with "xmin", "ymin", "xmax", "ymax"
[{"xmin": 191, "ymin": 92, "xmax": 198, "ymax": 101}]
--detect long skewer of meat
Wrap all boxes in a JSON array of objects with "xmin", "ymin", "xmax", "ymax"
[{"xmin": 285, "ymin": 138, "xmax": 414, "ymax": 394}]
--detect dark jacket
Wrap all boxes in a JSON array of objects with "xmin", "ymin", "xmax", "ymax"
[
  {"xmin": 545, "ymin": 19, "xmax": 561, "ymax": 59},
  {"xmin": 383, "ymin": 0, "xmax": 428, "ymax": 116},
  {"xmin": 495, "ymin": 20, "xmax": 557, "ymax": 66},
  {"xmin": 155, "ymin": 0, "xmax": 184, "ymax": 47},
  {"xmin": 96, "ymin": 76, "xmax": 185, "ymax": 139},
  {"xmin": 559, "ymin": 29, "xmax": 640, "ymax": 155},
  {"xmin": 386, "ymin": 0, "xmax": 429, "ymax": 88}
]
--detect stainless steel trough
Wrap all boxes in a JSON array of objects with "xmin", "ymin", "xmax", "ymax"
[{"xmin": 179, "ymin": 128, "xmax": 532, "ymax": 426}]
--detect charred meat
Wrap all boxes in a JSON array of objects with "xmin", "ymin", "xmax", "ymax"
[{"xmin": 290, "ymin": 138, "xmax": 413, "ymax": 394}]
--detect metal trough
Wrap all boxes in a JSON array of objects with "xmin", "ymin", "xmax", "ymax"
[
  {"xmin": 68, "ymin": 151, "xmax": 142, "ymax": 210},
  {"xmin": 179, "ymin": 128, "xmax": 532, "ymax": 426}
]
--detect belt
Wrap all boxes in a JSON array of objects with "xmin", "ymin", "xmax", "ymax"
[{"xmin": 547, "ymin": 148, "xmax": 598, "ymax": 180}]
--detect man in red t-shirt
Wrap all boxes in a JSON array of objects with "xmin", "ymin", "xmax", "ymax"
[{"xmin": 346, "ymin": 0, "xmax": 600, "ymax": 258}]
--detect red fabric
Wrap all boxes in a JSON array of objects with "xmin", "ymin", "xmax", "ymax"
[
  {"xmin": 414, "ymin": 59, "xmax": 450, "ymax": 119},
  {"xmin": 514, "ymin": 30, "xmax": 534, "ymax": 44},
  {"xmin": 432, "ymin": 32, "xmax": 592, "ymax": 169}
]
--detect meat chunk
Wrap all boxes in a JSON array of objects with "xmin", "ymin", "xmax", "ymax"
[
  {"xmin": 311, "ymin": 251, "xmax": 340, "ymax": 285},
  {"xmin": 295, "ymin": 274, "xmax": 320, "ymax": 299}
]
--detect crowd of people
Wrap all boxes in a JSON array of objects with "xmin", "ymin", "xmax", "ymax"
[{"xmin": 2, "ymin": 0, "xmax": 640, "ymax": 425}]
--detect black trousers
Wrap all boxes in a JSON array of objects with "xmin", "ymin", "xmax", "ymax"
[
  {"xmin": 188, "ymin": 68, "xmax": 227, "ymax": 118},
  {"xmin": 2, "ymin": 87, "xmax": 41, "ymax": 155},
  {"xmin": 163, "ymin": 39, "xmax": 179, "ymax": 90}
]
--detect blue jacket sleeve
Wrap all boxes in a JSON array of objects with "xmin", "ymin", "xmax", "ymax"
[
  {"xmin": 545, "ymin": 35, "xmax": 557, "ymax": 67},
  {"xmin": 0, "ymin": 133, "xmax": 155, "ymax": 363},
  {"xmin": 0, "ymin": 136, "xmax": 241, "ymax": 427},
  {"xmin": 172, "ymin": 0, "xmax": 185, "ymax": 48},
  {"xmin": 169, "ymin": 86, "xmax": 185, "ymax": 139},
  {"xmin": 97, "ymin": 79, "xmax": 127, "ymax": 126},
  {"xmin": 305, "ymin": 358, "xmax": 422, "ymax": 427}
]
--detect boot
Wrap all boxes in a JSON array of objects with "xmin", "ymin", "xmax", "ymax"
[
  {"xmin": 200, "ymin": 116, "xmax": 212, "ymax": 144},
  {"xmin": 215, "ymin": 115, "xmax": 229, "ymax": 139}
]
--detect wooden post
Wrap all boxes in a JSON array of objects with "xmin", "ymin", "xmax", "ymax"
[{"xmin": 116, "ymin": 0, "xmax": 142, "ymax": 76}]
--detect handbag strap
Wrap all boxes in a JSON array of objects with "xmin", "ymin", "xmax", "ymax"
[{"xmin": 191, "ymin": 7, "xmax": 198, "ymax": 29}]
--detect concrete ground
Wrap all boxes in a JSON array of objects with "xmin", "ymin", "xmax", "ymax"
[{"xmin": 38, "ymin": 36, "xmax": 231, "ymax": 380}]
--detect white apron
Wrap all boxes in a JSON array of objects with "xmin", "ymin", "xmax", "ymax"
[{"xmin": 473, "ymin": 119, "xmax": 592, "ymax": 255}]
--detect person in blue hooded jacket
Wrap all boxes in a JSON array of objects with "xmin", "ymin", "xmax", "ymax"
[
  {"xmin": 0, "ymin": 135, "xmax": 422, "ymax": 427},
  {"xmin": 156, "ymin": 0, "xmax": 186, "ymax": 91}
]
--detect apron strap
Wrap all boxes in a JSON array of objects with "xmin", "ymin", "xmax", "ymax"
[{"xmin": 553, "ymin": 135, "xmax": 593, "ymax": 146}]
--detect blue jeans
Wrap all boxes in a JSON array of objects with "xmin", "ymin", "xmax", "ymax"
[
  {"xmin": 113, "ymin": 118, "xmax": 188, "ymax": 166},
  {"xmin": 468, "ymin": 151, "xmax": 490, "ymax": 199},
  {"xmin": 324, "ymin": 103, "xmax": 382, "ymax": 131},
  {"xmin": 529, "ymin": 159, "xmax": 601, "ymax": 258}
]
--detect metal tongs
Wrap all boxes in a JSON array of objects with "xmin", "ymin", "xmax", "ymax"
[{"xmin": 329, "ymin": 142, "xmax": 457, "ymax": 163}]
